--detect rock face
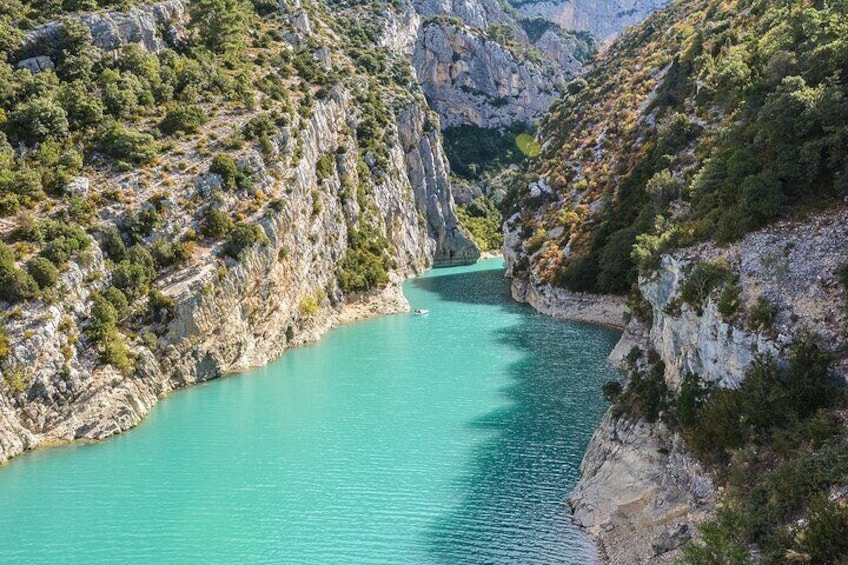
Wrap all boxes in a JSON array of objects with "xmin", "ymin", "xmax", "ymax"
[
  {"xmin": 416, "ymin": 0, "xmax": 513, "ymax": 29},
  {"xmin": 569, "ymin": 412, "xmax": 713, "ymax": 564},
  {"xmin": 408, "ymin": 0, "xmax": 667, "ymax": 131},
  {"xmin": 0, "ymin": 82, "xmax": 477, "ymax": 464},
  {"xmin": 399, "ymin": 104, "xmax": 480, "ymax": 266},
  {"xmin": 509, "ymin": 0, "xmax": 670, "ymax": 41},
  {"xmin": 643, "ymin": 209, "xmax": 848, "ymax": 389},
  {"xmin": 511, "ymin": 278, "xmax": 627, "ymax": 328},
  {"xmin": 412, "ymin": 20, "xmax": 564, "ymax": 128},
  {"xmin": 21, "ymin": 0, "xmax": 188, "ymax": 58}
]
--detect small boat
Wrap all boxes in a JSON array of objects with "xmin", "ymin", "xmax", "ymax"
[{"xmin": 414, "ymin": 309, "xmax": 430, "ymax": 315}]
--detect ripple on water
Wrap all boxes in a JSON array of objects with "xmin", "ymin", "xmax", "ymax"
[{"xmin": 0, "ymin": 260, "xmax": 620, "ymax": 564}]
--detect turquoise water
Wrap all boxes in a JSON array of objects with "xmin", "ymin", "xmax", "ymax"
[{"xmin": 0, "ymin": 260, "xmax": 620, "ymax": 564}]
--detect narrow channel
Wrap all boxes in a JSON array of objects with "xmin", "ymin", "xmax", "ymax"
[{"xmin": 0, "ymin": 259, "xmax": 620, "ymax": 564}]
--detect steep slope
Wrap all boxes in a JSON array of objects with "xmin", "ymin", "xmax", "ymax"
[
  {"xmin": 0, "ymin": 0, "xmax": 478, "ymax": 463},
  {"xmin": 508, "ymin": 0, "xmax": 848, "ymax": 295}
]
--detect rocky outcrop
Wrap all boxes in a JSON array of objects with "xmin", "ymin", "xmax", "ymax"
[
  {"xmin": 399, "ymin": 104, "xmax": 480, "ymax": 266},
  {"xmin": 0, "ymin": 83, "xmax": 477, "ymax": 463},
  {"xmin": 643, "ymin": 209, "xmax": 848, "ymax": 389},
  {"xmin": 416, "ymin": 0, "xmax": 513, "ymax": 30},
  {"xmin": 511, "ymin": 0, "xmax": 670, "ymax": 41},
  {"xmin": 570, "ymin": 413, "xmax": 714, "ymax": 564},
  {"xmin": 20, "ymin": 0, "xmax": 188, "ymax": 60},
  {"xmin": 511, "ymin": 278, "xmax": 626, "ymax": 328}
]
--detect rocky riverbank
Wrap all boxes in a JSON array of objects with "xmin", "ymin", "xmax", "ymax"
[
  {"xmin": 0, "ymin": 0, "xmax": 485, "ymax": 464},
  {"xmin": 507, "ymin": 208, "xmax": 848, "ymax": 563},
  {"xmin": 510, "ymin": 278, "xmax": 627, "ymax": 329}
]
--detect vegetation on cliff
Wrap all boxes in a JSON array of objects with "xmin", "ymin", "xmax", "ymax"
[
  {"xmin": 607, "ymin": 336, "xmax": 848, "ymax": 564},
  {"xmin": 511, "ymin": 0, "xmax": 848, "ymax": 295},
  {"xmin": 0, "ymin": 0, "xmax": 464, "ymax": 386}
]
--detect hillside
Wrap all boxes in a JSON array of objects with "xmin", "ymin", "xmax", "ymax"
[{"xmin": 508, "ymin": 0, "xmax": 847, "ymax": 295}]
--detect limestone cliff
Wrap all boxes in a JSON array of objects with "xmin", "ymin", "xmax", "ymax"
[
  {"xmin": 0, "ymin": 1, "xmax": 479, "ymax": 464},
  {"xmin": 409, "ymin": 0, "xmax": 667, "ymax": 131},
  {"xmin": 19, "ymin": 0, "xmax": 188, "ymax": 63},
  {"xmin": 412, "ymin": 19, "xmax": 565, "ymax": 129}
]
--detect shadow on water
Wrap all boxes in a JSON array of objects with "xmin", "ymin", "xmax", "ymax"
[
  {"xmin": 413, "ymin": 268, "xmax": 621, "ymax": 564},
  {"xmin": 412, "ymin": 268, "xmax": 519, "ymax": 310}
]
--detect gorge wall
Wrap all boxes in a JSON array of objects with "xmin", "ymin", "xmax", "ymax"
[
  {"xmin": 410, "ymin": 0, "xmax": 668, "ymax": 130},
  {"xmin": 0, "ymin": 0, "xmax": 479, "ymax": 463},
  {"xmin": 510, "ymin": 0, "xmax": 669, "ymax": 41}
]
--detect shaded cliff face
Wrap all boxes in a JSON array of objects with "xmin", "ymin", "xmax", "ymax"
[
  {"xmin": 0, "ymin": 0, "xmax": 477, "ymax": 463},
  {"xmin": 509, "ymin": 0, "xmax": 669, "ymax": 41},
  {"xmin": 410, "ymin": 0, "xmax": 665, "ymax": 131}
]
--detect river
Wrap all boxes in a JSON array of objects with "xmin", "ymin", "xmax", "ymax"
[{"xmin": 0, "ymin": 259, "xmax": 620, "ymax": 564}]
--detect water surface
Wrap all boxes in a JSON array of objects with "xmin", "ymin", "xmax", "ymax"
[{"xmin": 0, "ymin": 260, "xmax": 620, "ymax": 564}]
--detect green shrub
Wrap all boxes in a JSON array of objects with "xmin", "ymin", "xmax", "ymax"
[
  {"xmin": 101, "ymin": 331, "xmax": 135, "ymax": 376},
  {"xmin": 41, "ymin": 234, "xmax": 88, "ymax": 265},
  {"xmin": 100, "ymin": 226, "xmax": 128, "ymax": 262},
  {"xmin": 190, "ymin": 0, "xmax": 249, "ymax": 55},
  {"xmin": 25, "ymin": 257, "xmax": 59, "ymax": 290},
  {"xmin": 337, "ymin": 226, "xmax": 392, "ymax": 294},
  {"xmin": 315, "ymin": 154, "xmax": 335, "ymax": 182},
  {"xmin": 685, "ymin": 388, "xmax": 744, "ymax": 464},
  {"xmin": 99, "ymin": 286, "xmax": 129, "ymax": 320},
  {"xmin": 147, "ymin": 289, "xmax": 175, "ymax": 324},
  {"xmin": 683, "ymin": 338, "xmax": 839, "ymax": 466},
  {"xmin": 717, "ymin": 278, "xmax": 742, "ymax": 317},
  {"xmin": 680, "ymin": 260, "xmax": 733, "ymax": 315},
  {"xmin": 602, "ymin": 380, "xmax": 623, "ymax": 402},
  {"xmin": 299, "ymin": 295, "xmax": 319, "ymax": 317},
  {"xmin": 796, "ymin": 498, "xmax": 848, "ymax": 563},
  {"xmin": 242, "ymin": 113, "xmax": 277, "ymax": 140},
  {"xmin": 676, "ymin": 372, "xmax": 710, "ymax": 428},
  {"xmin": 141, "ymin": 331, "xmax": 158, "ymax": 350},
  {"xmin": 0, "ymin": 243, "xmax": 38, "ymax": 302},
  {"xmin": 0, "ymin": 322, "xmax": 9, "ymax": 361},
  {"xmin": 0, "ymin": 265, "xmax": 38, "ymax": 302},
  {"xmin": 8, "ymin": 97, "xmax": 70, "ymax": 145},
  {"xmin": 629, "ymin": 362, "xmax": 670, "ymax": 423},
  {"xmin": 222, "ymin": 223, "xmax": 265, "ymax": 259},
  {"xmin": 524, "ymin": 230, "xmax": 547, "ymax": 254},
  {"xmin": 681, "ymin": 507, "xmax": 751, "ymax": 565},
  {"xmin": 111, "ymin": 246, "xmax": 156, "ymax": 299},
  {"xmin": 2, "ymin": 365, "xmax": 32, "ymax": 394},
  {"xmin": 59, "ymin": 81, "xmax": 105, "ymax": 130},
  {"xmin": 209, "ymin": 154, "xmax": 250, "ymax": 191},
  {"xmin": 97, "ymin": 124, "xmax": 160, "ymax": 164},
  {"xmin": 159, "ymin": 105, "xmax": 208, "ymax": 136},
  {"xmin": 0, "ymin": 169, "xmax": 46, "ymax": 210},
  {"xmin": 201, "ymin": 208, "xmax": 234, "ymax": 239},
  {"xmin": 88, "ymin": 293, "xmax": 119, "ymax": 341},
  {"xmin": 740, "ymin": 172, "xmax": 783, "ymax": 224},
  {"xmin": 150, "ymin": 240, "xmax": 190, "ymax": 269}
]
